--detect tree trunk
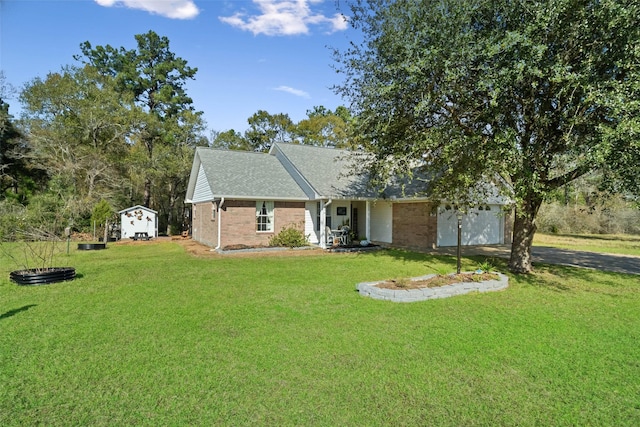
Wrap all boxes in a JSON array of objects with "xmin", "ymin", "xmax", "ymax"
[
  {"xmin": 509, "ymin": 198, "xmax": 543, "ymax": 274},
  {"xmin": 143, "ymin": 178, "xmax": 151, "ymax": 208},
  {"xmin": 166, "ymin": 182, "xmax": 176, "ymax": 235}
]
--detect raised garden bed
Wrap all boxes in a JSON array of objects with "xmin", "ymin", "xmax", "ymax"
[
  {"xmin": 77, "ymin": 243, "xmax": 106, "ymax": 250},
  {"xmin": 10, "ymin": 267, "xmax": 76, "ymax": 286}
]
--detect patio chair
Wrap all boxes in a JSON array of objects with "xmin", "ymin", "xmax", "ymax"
[
  {"xmin": 340, "ymin": 226, "xmax": 350, "ymax": 245},
  {"xmin": 326, "ymin": 226, "xmax": 336, "ymax": 247}
]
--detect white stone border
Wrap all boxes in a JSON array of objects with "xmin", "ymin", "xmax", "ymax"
[{"xmin": 356, "ymin": 272, "xmax": 509, "ymax": 303}]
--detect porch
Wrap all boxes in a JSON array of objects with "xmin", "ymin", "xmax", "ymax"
[{"xmin": 313, "ymin": 199, "xmax": 386, "ymax": 249}]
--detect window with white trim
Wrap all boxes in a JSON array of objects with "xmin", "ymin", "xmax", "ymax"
[{"xmin": 256, "ymin": 201, "xmax": 274, "ymax": 232}]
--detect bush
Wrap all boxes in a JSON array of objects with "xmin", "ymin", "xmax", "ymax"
[
  {"xmin": 91, "ymin": 199, "xmax": 114, "ymax": 237},
  {"xmin": 0, "ymin": 200, "xmax": 26, "ymax": 241},
  {"xmin": 0, "ymin": 197, "xmax": 67, "ymax": 240},
  {"xmin": 268, "ymin": 224, "xmax": 308, "ymax": 248}
]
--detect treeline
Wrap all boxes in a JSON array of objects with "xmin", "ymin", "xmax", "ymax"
[
  {"xmin": 0, "ymin": 31, "xmax": 352, "ymax": 237},
  {"xmin": 2, "ymin": 30, "xmax": 637, "ymax": 241},
  {"xmin": 537, "ymin": 175, "xmax": 640, "ymax": 235}
]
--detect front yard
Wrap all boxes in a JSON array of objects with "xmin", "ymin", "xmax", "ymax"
[{"xmin": 1, "ymin": 240, "xmax": 638, "ymax": 425}]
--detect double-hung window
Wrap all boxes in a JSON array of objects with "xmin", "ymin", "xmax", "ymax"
[{"xmin": 256, "ymin": 201, "xmax": 274, "ymax": 232}]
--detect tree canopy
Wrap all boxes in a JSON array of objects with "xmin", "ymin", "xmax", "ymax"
[
  {"xmin": 0, "ymin": 97, "xmax": 36, "ymax": 201},
  {"xmin": 21, "ymin": 65, "xmax": 132, "ymax": 202},
  {"xmin": 335, "ymin": 0, "xmax": 640, "ymax": 273},
  {"xmin": 15, "ymin": 32, "xmax": 207, "ymax": 234},
  {"xmin": 210, "ymin": 107, "xmax": 354, "ymax": 152},
  {"xmin": 76, "ymin": 30, "xmax": 204, "ymax": 211}
]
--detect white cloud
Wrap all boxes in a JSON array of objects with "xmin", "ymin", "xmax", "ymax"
[
  {"xmin": 219, "ymin": 0, "xmax": 348, "ymax": 36},
  {"xmin": 95, "ymin": 0, "xmax": 199, "ymax": 20},
  {"xmin": 274, "ymin": 86, "xmax": 310, "ymax": 98}
]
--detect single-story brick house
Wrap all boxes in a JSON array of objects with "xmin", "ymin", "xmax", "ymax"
[{"xmin": 185, "ymin": 142, "xmax": 512, "ymax": 250}]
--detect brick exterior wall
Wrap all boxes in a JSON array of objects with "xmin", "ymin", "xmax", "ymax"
[
  {"xmin": 192, "ymin": 199, "xmax": 511, "ymax": 249},
  {"xmin": 392, "ymin": 202, "xmax": 438, "ymax": 250},
  {"xmin": 192, "ymin": 200, "xmax": 305, "ymax": 249},
  {"xmin": 191, "ymin": 201, "xmax": 218, "ymax": 247}
]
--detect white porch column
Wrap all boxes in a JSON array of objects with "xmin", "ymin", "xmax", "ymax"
[
  {"xmin": 319, "ymin": 200, "xmax": 327, "ymax": 249},
  {"xmin": 365, "ymin": 200, "xmax": 371, "ymax": 241}
]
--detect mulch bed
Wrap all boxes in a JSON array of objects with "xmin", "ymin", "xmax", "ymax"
[{"xmin": 376, "ymin": 272, "xmax": 499, "ymax": 290}]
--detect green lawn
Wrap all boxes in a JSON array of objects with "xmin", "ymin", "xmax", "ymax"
[
  {"xmin": 535, "ymin": 233, "xmax": 640, "ymax": 256},
  {"xmin": 1, "ymin": 242, "xmax": 639, "ymax": 426}
]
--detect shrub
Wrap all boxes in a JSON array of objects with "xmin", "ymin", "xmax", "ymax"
[
  {"xmin": 269, "ymin": 224, "xmax": 308, "ymax": 248},
  {"xmin": 91, "ymin": 199, "xmax": 114, "ymax": 238},
  {"xmin": 0, "ymin": 200, "xmax": 25, "ymax": 241}
]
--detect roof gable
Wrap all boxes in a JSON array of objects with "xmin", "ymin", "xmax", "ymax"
[
  {"xmin": 118, "ymin": 205, "xmax": 157, "ymax": 215},
  {"xmin": 187, "ymin": 148, "xmax": 308, "ymax": 201},
  {"xmin": 271, "ymin": 143, "xmax": 376, "ymax": 199}
]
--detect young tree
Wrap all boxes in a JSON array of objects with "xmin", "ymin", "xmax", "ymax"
[
  {"xmin": 91, "ymin": 199, "xmax": 114, "ymax": 239},
  {"xmin": 335, "ymin": 0, "xmax": 640, "ymax": 273}
]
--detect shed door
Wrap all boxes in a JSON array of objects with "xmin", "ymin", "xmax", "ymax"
[{"xmin": 437, "ymin": 205, "xmax": 502, "ymax": 246}]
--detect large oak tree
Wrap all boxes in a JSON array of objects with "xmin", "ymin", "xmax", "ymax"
[{"xmin": 335, "ymin": 0, "xmax": 640, "ymax": 273}]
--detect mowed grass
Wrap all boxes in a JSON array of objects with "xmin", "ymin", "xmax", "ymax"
[
  {"xmin": 535, "ymin": 232, "xmax": 640, "ymax": 256},
  {"xmin": 1, "ymin": 241, "xmax": 639, "ymax": 426}
]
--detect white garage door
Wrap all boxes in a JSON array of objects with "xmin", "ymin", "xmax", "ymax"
[{"xmin": 437, "ymin": 205, "xmax": 502, "ymax": 247}]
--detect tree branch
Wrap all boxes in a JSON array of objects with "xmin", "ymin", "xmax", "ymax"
[{"xmin": 545, "ymin": 162, "xmax": 594, "ymax": 190}]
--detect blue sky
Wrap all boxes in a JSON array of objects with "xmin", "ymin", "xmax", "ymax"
[{"xmin": 0, "ymin": 0, "xmax": 356, "ymax": 134}]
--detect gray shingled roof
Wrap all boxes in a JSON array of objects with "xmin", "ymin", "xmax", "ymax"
[
  {"xmin": 195, "ymin": 148, "xmax": 308, "ymax": 199},
  {"xmin": 190, "ymin": 144, "xmax": 438, "ymax": 203},
  {"xmin": 274, "ymin": 143, "xmax": 378, "ymax": 199}
]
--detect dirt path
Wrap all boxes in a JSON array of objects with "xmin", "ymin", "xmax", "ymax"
[{"xmin": 114, "ymin": 236, "xmax": 330, "ymax": 259}]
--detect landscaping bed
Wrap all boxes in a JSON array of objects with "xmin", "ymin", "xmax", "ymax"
[
  {"xmin": 357, "ymin": 271, "xmax": 508, "ymax": 302},
  {"xmin": 377, "ymin": 271, "xmax": 499, "ymax": 289}
]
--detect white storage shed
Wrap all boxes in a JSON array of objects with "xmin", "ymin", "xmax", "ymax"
[{"xmin": 119, "ymin": 205, "xmax": 158, "ymax": 239}]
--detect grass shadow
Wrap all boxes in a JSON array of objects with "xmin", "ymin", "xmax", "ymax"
[
  {"xmin": 0, "ymin": 304, "xmax": 37, "ymax": 321},
  {"xmin": 359, "ymin": 248, "xmax": 510, "ymax": 276},
  {"xmin": 510, "ymin": 265, "xmax": 574, "ymax": 292},
  {"xmin": 365, "ymin": 248, "xmax": 455, "ymax": 265}
]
